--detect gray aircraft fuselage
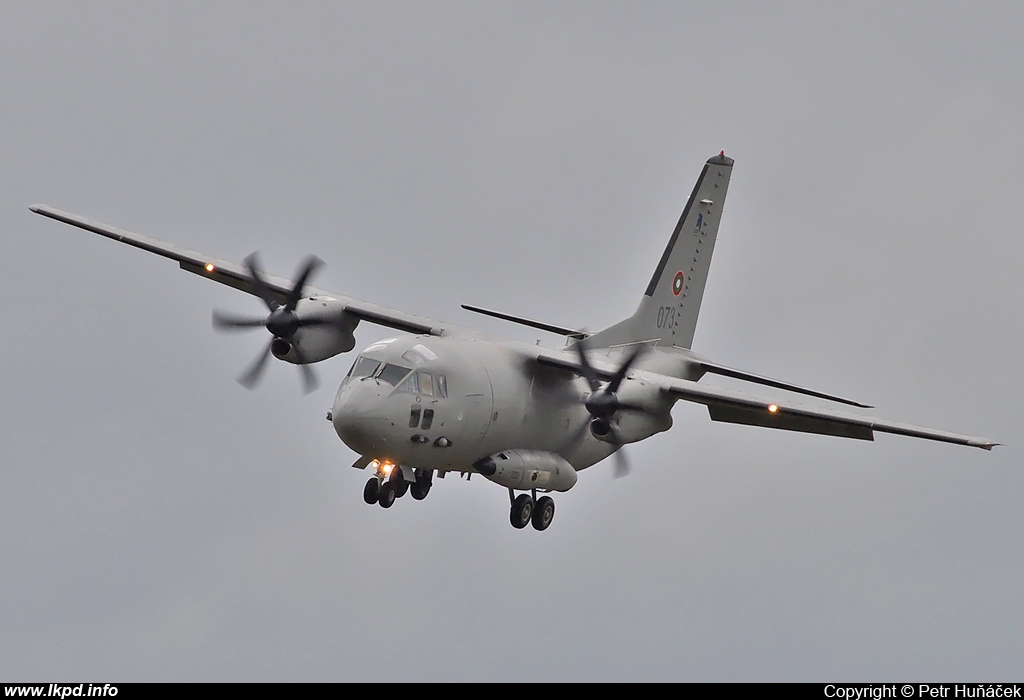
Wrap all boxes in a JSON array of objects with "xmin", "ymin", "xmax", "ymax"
[{"xmin": 331, "ymin": 334, "xmax": 677, "ymax": 473}]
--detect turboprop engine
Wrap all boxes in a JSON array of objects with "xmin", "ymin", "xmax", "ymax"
[
  {"xmin": 211, "ymin": 253, "xmax": 359, "ymax": 393},
  {"xmin": 270, "ymin": 298, "xmax": 358, "ymax": 364},
  {"xmin": 473, "ymin": 450, "xmax": 578, "ymax": 492}
]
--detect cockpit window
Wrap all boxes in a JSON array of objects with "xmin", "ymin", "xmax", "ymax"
[
  {"xmin": 398, "ymin": 372, "xmax": 419, "ymax": 394},
  {"xmin": 377, "ymin": 363, "xmax": 412, "ymax": 387},
  {"xmin": 348, "ymin": 356, "xmax": 381, "ymax": 378},
  {"xmin": 401, "ymin": 372, "xmax": 447, "ymax": 397},
  {"xmin": 418, "ymin": 372, "xmax": 434, "ymax": 396},
  {"xmin": 401, "ymin": 349, "xmax": 427, "ymax": 367}
]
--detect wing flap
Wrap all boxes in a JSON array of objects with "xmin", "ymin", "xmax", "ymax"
[{"xmin": 707, "ymin": 404, "xmax": 874, "ymax": 440}]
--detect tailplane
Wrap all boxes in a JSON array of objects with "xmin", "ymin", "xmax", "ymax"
[{"xmin": 586, "ymin": 152, "xmax": 734, "ymax": 349}]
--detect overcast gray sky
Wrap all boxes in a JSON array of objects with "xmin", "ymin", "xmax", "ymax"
[{"xmin": 3, "ymin": 1, "xmax": 1022, "ymax": 681}]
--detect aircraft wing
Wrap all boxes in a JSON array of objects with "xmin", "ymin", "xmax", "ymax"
[
  {"xmin": 656, "ymin": 375, "xmax": 998, "ymax": 450},
  {"xmin": 528, "ymin": 346, "xmax": 998, "ymax": 451},
  {"xmin": 30, "ymin": 205, "xmax": 476, "ymax": 338}
]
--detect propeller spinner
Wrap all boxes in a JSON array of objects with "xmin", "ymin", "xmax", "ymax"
[{"xmin": 212, "ymin": 252, "xmax": 330, "ymax": 393}]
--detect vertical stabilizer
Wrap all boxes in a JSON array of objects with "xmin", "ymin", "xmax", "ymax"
[{"xmin": 586, "ymin": 152, "xmax": 733, "ymax": 349}]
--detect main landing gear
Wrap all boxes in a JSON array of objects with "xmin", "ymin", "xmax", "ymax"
[
  {"xmin": 363, "ymin": 463, "xmax": 432, "ymax": 509},
  {"xmin": 509, "ymin": 489, "xmax": 555, "ymax": 531}
]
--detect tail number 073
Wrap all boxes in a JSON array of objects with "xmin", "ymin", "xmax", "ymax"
[{"xmin": 656, "ymin": 306, "xmax": 678, "ymax": 330}]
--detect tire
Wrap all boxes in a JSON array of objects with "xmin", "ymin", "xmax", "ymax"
[
  {"xmin": 510, "ymin": 494, "xmax": 534, "ymax": 529},
  {"xmin": 410, "ymin": 483, "xmax": 430, "ymax": 500},
  {"xmin": 389, "ymin": 467, "xmax": 409, "ymax": 498},
  {"xmin": 363, "ymin": 477, "xmax": 380, "ymax": 505},
  {"xmin": 531, "ymin": 497, "xmax": 555, "ymax": 531},
  {"xmin": 378, "ymin": 481, "xmax": 396, "ymax": 508}
]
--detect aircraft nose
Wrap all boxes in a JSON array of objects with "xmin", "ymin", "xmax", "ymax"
[{"xmin": 332, "ymin": 380, "xmax": 391, "ymax": 454}]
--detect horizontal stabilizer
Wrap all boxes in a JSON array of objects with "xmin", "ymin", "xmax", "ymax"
[
  {"xmin": 698, "ymin": 361, "xmax": 872, "ymax": 408},
  {"xmin": 461, "ymin": 304, "xmax": 588, "ymax": 339}
]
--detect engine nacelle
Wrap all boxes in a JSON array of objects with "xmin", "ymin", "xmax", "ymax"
[
  {"xmin": 272, "ymin": 297, "xmax": 358, "ymax": 364},
  {"xmin": 588, "ymin": 379, "xmax": 674, "ymax": 445},
  {"xmin": 473, "ymin": 449, "xmax": 578, "ymax": 492}
]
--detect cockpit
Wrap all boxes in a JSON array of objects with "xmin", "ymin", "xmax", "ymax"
[{"xmin": 343, "ymin": 340, "xmax": 448, "ymax": 398}]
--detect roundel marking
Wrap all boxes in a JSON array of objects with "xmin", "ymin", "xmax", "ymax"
[{"xmin": 672, "ymin": 271, "xmax": 685, "ymax": 296}]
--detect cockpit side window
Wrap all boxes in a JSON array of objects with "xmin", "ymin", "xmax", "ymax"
[
  {"xmin": 436, "ymin": 374, "xmax": 448, "ymax": 399},
  {"xmin": 418, "ymin": 371, "xmax": 434, "ymax": 396},
  {"xmin": 348, "ymin": 356, "xmax": 381, "ymax": 378},
  {"xmin": 398, "ymin": 371, "xmax": 419, "ymax": 394},
  {"xmin": 377, "ymin": 363, "xmax": 412, "ymax": 387}
]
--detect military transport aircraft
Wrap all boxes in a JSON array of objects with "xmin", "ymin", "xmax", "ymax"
[{"xmin": 31, "ymin": 152, "xmax": 997, "ymax": 531}]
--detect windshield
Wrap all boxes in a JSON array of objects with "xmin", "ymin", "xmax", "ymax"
[
  {"xmin": 377, "ymin": 363, "xmax": 412, "ymax": 386},
  {"xmin": 348, "ymin": 356, "xmax": 381, "ymax": 378}
]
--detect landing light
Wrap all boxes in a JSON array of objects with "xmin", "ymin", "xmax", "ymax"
[
  {"xmin": 204, "ymin": 262, "xmax": 216, "ymax": 273},
  {"xmin": 768, "ymin": 404, "xmax": 779, "ymax": 413}
]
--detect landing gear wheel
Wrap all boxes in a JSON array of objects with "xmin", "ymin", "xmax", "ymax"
[
  {"xmin": 410, "ymin": 469, "xmax": 433, "ymax": 501},
  {"xmin": 531, "ymin": 496, "xmax": 555, "ymax": 531},
  {"xmin": 510, "ymin": 494, "xmax": 534, "ymax": 529},
  {"xmin": 363, "ymin": 477, "xmax": 380, "ymax": 505},
  {"xmin": 389, "ymin": 469, "xmax": 409, "ymax": 498},
  {"xmin": 377, "ymin": 481, "xmax": 396, "ymax": 508}
]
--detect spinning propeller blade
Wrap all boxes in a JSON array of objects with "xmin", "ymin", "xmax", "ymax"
[
  {"xmin": 565, "ymin": 340, "xmax": 652, "ymax": 477},
  {"xmin": 212, "ymin": 253, "xmax": 327, "ymax": 393}
]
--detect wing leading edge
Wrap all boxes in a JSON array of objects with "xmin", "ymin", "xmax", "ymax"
[{"xmin": 30, "ymin": 205, "xmax": 463, "ymax": 338}]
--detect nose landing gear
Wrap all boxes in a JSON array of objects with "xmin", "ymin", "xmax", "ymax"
[
  {"xmin": 362, "ymin": 462, "xmax": 432, "ymax": 508},
  {"xmin": 362, "ymin": 477, "xmax": 380, "ymax": 505},
  {"xmin": 509, "ymin": 489, "xmax": 556, "ymax": 531}
]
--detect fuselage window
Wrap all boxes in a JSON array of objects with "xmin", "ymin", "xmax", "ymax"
[
  {"xmin": 377, "ymin": 363, "xmax": 413, "ymax": 387},
  {"xmin": 348, "ymin": 356, "xmax": 381, "ymax": 378},
  {"xmin": 421, "ymin": 409, "xmax": 434, "ymax": 430}
]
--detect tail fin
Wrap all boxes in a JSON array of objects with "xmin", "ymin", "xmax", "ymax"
[{"xmin": 586, "ymin": 152, "xmax": 734, "ymax": 349}]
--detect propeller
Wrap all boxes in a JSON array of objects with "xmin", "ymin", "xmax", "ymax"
[
  {"xmin": 212, "ymin": 252, "xmax": 330, "ymax": 394},
  {"xmin": 568, "ymin": 341, "xmax": 651, "ymax": 478}
]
